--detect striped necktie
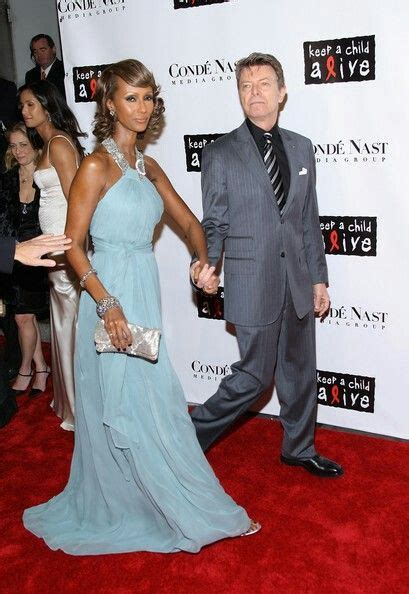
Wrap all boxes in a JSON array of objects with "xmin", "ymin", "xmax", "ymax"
[
  {"xmin": 263, "ymin": 132, "xmax": 286, "ymax": 212},
  {"xmin": 41, "ymin": 69, "xmax": 46, "ymax": 80}
]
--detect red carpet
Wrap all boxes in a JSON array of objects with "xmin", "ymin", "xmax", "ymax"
[{"xmin": 1, "ymin": 358, "xmax": 408, "ymax": 593}]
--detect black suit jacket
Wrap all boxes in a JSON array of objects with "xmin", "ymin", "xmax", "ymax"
[
  {"xmin": 0, "ymin": 79, "xmax": 19, "ymax": 175},
  {"xmin": 25, "ymin": 58, "xmax": 66, "ymax": 99},
  {"xmin": 0, "ymin": 78, "xmax": 18, "ymax": 129},
  {"xmin": 0, "ymin": 237, "xmax": 15, "ymax": 274}
]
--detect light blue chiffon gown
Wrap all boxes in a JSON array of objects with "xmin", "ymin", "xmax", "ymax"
[{"xmin": 23, "ymin": 139, "xmax": 250, "ymax": 555}]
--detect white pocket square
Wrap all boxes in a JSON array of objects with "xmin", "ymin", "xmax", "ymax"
[{"xmin": 299, "ymin": 167, "xmax": 308, "ymax": 176}]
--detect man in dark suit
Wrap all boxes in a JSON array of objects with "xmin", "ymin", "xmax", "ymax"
[
  {"xmin": 25, "ymin": 34, "xmax": 66, "ymax": 99},
  {"xmin": 0, "ymin": 234, "xmax": 71, "ymax": 427},
  {"xmin": 0, "ymin": 78, "xmax": 18, "ymax": 129},
  {"xmin": 0, "ymin": 78, "xmax": 19, "ymax": 175},
  {"xmin": 191, "ymin": 52, "xmax": 343, "ymax": 477}
]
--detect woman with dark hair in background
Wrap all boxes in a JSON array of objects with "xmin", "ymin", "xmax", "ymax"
[
  {"xmin": 22, "ymin": 59, "xmax": 259, "ymax": 555},
  {"xmin": 0, "ymin": 123, "xmax": 49, "ymax": 398},
  {"xmin": 18, "ymin": 80, "xmax": 86, "ymax": 430}
]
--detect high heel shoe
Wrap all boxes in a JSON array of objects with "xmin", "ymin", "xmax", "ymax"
[
  {"xmin": 29, "ymin": 367, "xmax": 51, "ymax": 398},
  {"xmin": 241, "ymin": 520, "xmax": 261, "ymax": 537},
  {"xmin": 11, "ymin": 371, "xmax": 34, "ymax": 396}
]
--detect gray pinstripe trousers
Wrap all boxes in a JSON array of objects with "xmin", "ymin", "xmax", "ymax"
[{"xmin": 191, "ymin": 282, "xmax": 318, "ymax": 459}]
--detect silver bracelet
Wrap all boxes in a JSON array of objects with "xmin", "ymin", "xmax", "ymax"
[
  {"xmin": 96, "ymin": 296, "xmax": 121, "ymax": 318},
  {"xmin": 79, "ymin": 268, "xmax": 97, "ymax": 288}
]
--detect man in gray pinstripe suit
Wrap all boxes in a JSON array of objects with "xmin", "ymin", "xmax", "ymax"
[{"xmin": 191, "ymin": 52, "xmax": 343, "ymax": 477}]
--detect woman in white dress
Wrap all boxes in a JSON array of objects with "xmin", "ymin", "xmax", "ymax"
[{"xmin": 19, "ymin": 81, "xmax": 86, "ymax": 430}]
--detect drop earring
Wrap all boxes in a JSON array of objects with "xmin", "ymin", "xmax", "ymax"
[{"xmin": 109, "ymin": 109, "xmax": 116, "ymax": 118}]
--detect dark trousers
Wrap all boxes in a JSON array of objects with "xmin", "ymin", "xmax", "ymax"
[
  {"xmin": 0, "ymin": 357, "xmax": 17, "ymax": 427},
  {"xmin": 0, "ymin": 305, "xmax": 21, "ymax": 375},
  {"xmin": 191, "ymin": 283, "xmax": 318, "ymax": 459},
  {"xmin": 0, "ymin": 306, "xmax": 19, "ymax": 427}
]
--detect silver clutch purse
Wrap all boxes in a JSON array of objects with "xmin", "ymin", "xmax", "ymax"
[{"xmin": 94, "ymin": 320, "xmax": 161, "ymax": 361}]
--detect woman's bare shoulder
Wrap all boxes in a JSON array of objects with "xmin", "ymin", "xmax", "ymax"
[
  {"xmin": 48, "ymin": 134, "xmax": 76, "ymax": 156},
  {"xmin": 80, "ymin": 149, "xmax": 109, "ymax": 173}
]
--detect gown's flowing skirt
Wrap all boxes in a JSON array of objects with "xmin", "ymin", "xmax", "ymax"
[
  {"xmin": 48, "ymin": 265, "xmax": 79, "ymax": 431},
  {"xmin": 23, "ymin": 245, "xmax": 250, "ymax": 554}
]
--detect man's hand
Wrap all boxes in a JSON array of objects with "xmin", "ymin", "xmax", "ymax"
[
  {"xmin": 190, "ymin": 261, "xmax": 219, "ymax": 294},
  {"xmin": 313, "ymin": 283, "xmax": 330, "ymax": 319},
  {"xmin": 14, "ymin": 234, "xmax": 72, "ymax": 267}
]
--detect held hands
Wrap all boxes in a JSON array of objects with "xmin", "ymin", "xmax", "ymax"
[
  {"xmin": 190, "ymin": 261, "xmax": 220, "ymax": 295},
  {"xmin": 313, "ymin": 283, "xmax": 330, "ymax": 319},
  {"xmin": 103, "ymin": 306, "xmax": 133, "ymax": 350}
]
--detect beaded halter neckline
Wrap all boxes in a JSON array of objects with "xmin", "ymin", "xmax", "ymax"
[{"xmin": 102, "ymin": 137, "xmax": 146, "ymax": 177}]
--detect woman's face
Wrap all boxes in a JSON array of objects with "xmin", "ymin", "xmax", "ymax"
[
  {"xmin": 107, "ymin": 77, "xmax": 154, "ymax": 134},
  {"xmin": 9, "ymin": 130, "xmax": 36, "ymax": 167},
  {"xmin": 20, "ymin": 89, "xmax": 48, "ymax": 129}
]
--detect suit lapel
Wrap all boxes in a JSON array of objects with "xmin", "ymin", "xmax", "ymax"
[
  {"xmin": 232, "ymin": 122, "xmax": 281, "ymax": 216},
  {"xmin": 279, "ymin": 128, "xmax": 298, "ymax": 216},
  {"xmin": 48, "ymin": 60, "xmax": 58, "ymax": 79}
]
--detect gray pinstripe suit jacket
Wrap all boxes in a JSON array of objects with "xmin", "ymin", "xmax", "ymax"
[{"xmin": 201, "ymin": 121, "xmax": 328, "ymax": 326}]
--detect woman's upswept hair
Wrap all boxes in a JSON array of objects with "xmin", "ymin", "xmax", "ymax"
[
  {"xmin": 4, "ymin": 122, "xmax": 38, "ymax": 171},
  {"xmin": 93, "ymin": 59, "xmax": 165, "ymax": 143},
  {"xmin": 18, "ymin": 80, "xmax": 87, "ymax": 157}
]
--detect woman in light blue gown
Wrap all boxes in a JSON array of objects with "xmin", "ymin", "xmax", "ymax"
[{"xmin": 22, "ymin": 60, "xmax": 260, "ymax": 555}]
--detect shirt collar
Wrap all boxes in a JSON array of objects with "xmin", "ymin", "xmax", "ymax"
[
  {"xmin": 246, "ymin": 118, "xmax": 280, "ymax": 144},
  {"xmin": 42, "ymin": 58, "xmax": 56, "ymax": 77}
]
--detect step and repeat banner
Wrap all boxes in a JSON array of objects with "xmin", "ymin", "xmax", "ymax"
[{"xmin": 56, "ymin": 0, "xmax": 408, "ymax": 439}]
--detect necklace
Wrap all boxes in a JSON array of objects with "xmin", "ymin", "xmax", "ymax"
[
  {"xmin": 19, "ymin": 165, "xmax": 34, "ymax": 185},
  {"xmin": 101, "ymin": 138, "xmax": 146, "ymax": 177}
]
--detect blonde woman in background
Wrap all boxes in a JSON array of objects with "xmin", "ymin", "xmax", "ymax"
[{"xmin": 1, "ymin": 123, "xmax": 49, "ymax": 398}]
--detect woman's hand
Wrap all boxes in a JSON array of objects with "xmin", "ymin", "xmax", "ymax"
[
  {"xmin": 103, "ymin": 306, "xmax": 133, "ymax": 350},
  {"xmin": 190, "ymin": 262, "xmax": 220, "ymax": 295}
]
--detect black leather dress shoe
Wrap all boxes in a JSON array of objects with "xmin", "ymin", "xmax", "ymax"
[{"xmin": 280, "ymin": 454, "xmax": 344, "ymax": 477}]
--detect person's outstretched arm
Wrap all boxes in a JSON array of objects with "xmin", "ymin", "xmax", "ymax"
[
  {"xmin": 0, "ymin": 234, "xmax": 72, "ymax": 273},
  {"xmin": 145, "ymin": 155, "xmax": 218, "ymax": 294}
]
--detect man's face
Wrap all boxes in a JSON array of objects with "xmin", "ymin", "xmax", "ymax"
[
  {"xmin": 31, "ymin": 38, "xmax": 56, "ymax": 69},
  {"xmin": 238, "ymin": 64, "xmax": 286, "ymax": 128}
]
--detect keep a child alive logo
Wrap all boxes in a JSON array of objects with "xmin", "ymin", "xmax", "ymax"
[
  {"xmin": 196, "ymin": 287, "xmax": 224, "ymax": 320},
  {"xmin": 304, "ymin": 35, "xmax": 375, "ymax": 85},
  {"xmin": 317, "ymin": 370, "xmax": 375, "ymax": 413},
  {"xmin": 72, "ymin": 65, "xmax": 110, "ymax": 102},
  {"xmin": 174, "ymin": 0, "xmax": 229, "ymax": 8},
  {"xmin": 184, "ymin": 134, "xmax": 225, "ymax": 171},
  {"xmin": 320, "ymin": 216, "xmax": 377, "ymax": 256}
]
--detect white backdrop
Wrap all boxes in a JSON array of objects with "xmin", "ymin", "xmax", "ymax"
[{"xmin": 57, "ymin": 0, "xmax": 409, "ymax": 439}]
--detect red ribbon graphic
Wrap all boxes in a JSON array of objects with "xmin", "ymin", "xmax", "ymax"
[
  {"xmin": 90, "ymin": 78, "xmax": 97, "ymax": 99},
  {"xmin": 331, "ymin": 385, "xmax": 340, "ymax": 405},
  {"xmin": 329, "ymin": 230, "xmax": 340, "ymax": 252},
  {"xmin": 325, "ymin": 55, "xmax": 336, "ymax": 81}
]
